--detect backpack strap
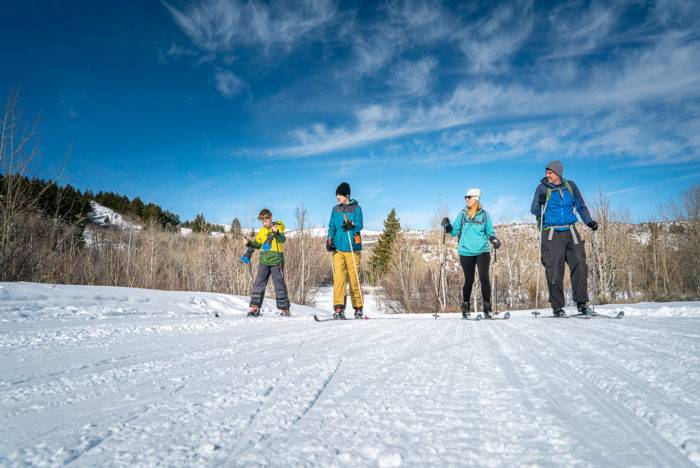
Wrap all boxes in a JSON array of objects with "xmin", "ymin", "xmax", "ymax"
[
  {"xmin": 457, "ymin": 209, "xmax": 488, "ymax": 241},
  {"xmin": 545, "ymin": 180, "xmax": 574, "ymax": 203}
]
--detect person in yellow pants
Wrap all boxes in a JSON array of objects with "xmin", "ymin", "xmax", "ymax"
[{"xmin": 326, "ymin": 182, "xmax": 364, "ymax": 319}]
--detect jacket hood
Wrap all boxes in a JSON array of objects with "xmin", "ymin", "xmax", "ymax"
[
  {"xmin": 540, "ymin": 177, "xmax": 566, "ymax": 189},
  {"xmin": 337, "ymin": 199, "xmax": 359, "ymax": 207}
]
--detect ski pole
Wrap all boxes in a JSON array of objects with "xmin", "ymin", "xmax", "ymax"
[
  {"xmin": 493, "ymin": 247, "xmax": 497, "ymax": 315},
  {"xmin": 346, "ymin": 229, "xmax": 364, "ymax": 307},
  {"xmin": 591, "ymin": 229, "xmax": 597, "ymax": 316},
  {"xmin": 435, "ymin": 228, "xmax": 447, "ymax": 318},
  {"xmin": 534, "ymin": 200, "xmax": 547, "ymax": 315}
]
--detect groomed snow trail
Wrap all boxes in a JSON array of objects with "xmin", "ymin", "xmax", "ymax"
[{"xmin": 1, "ymin": 283, "xmax": 699, "ymax": 466}]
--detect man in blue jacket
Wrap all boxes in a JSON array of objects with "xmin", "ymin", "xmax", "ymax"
[
  {"xmin": 326, "ymin": 182, "xmax": 364, "ymax": 319},
  {"xmin": 530, "ymin": 160, "xmax": 598, "ymax": 317}
]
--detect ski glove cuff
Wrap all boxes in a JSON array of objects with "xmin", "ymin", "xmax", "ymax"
[
  {"xmin": 587, "ymin": 221, "xmax": 599, "ymax": 231},
  {"xmin": 326, "ymin": 238, "xmax": 337, "ymax": 252},
  {"xmin": 489, "ymin": 236, "xmax": 501, "ymax": 249}
]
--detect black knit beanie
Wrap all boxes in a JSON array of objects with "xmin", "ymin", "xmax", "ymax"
[{"xmin": 336, "ymin": 182, "xmax": 351, "ymax": 197}]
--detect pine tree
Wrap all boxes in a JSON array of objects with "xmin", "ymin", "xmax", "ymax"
[
  {"xmin": 191, "ymin": 213, "xmax": 208, "ymax": 233},
  {"xmin": 230, "ymin": 217, "xmax": 242, "ymax": 236},
  {"xmin": 368, "ymin": 209, "xmax": 401, "ymax": 284}
]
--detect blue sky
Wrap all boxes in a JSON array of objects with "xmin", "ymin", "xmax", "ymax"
[{"xmin": 1, "ymin": 0, "xmax": 699, "ymax": 229}]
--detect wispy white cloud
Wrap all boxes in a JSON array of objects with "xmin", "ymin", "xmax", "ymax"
[
  {"xmin": 460, "ymin": 0, "xmax": 534, "ymax": 73},
  {"xmin": 389, "ymin": 57, "xmax": 437, "ymax": 97},
  {"xmin": 347, "ymin": 0, "xmax": 456, "ymax": 77},
  {"xmin": 214, "ymin": 69, "xmax": 244, "ymax": 97},
  {"xmin": 272, "ymin": 31, "xmax": 700, "ymax": 162},
  {"xmin": 545, "ymin": 1, "xmax": 619, "ymax": 59},
  {"xmin": 163, "ymin": 0, "xmax": 338, "ymax": 54}
]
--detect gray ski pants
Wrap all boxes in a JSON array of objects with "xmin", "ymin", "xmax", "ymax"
[
  {"xmin": 250, "ymin": 264, "xmax": 290, "ymax": 309},
  {"xmin": 541, "ymin": 227, "xmax": 589, "ymax": 309}
]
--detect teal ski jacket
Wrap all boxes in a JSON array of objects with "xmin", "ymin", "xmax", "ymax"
[
  {"xmin": 449, "ymin": 208, "xmax": 495, "ymax": 256},
  {"xmin": 328, "ymin": 199, "xmax": 363, "ymax": 252}
]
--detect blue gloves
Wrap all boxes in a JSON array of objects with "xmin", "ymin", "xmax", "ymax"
[
  {"xmin": 240, "ymin": 255, "xmax": 250, "ymax": 264},
  {"xmin": 262, "ymin": 243, "xmax": 271, "ymax": 252}
]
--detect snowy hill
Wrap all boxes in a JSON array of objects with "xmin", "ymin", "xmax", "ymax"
[
  {"xmin": 1, "ymin": 282, "xmax": 699, "ymax": 466},
  {"xmin": 87, "ymin": 201, "xmax": 141, "ymax": 230}
]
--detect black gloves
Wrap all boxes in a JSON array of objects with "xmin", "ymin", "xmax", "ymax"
[
  {"xmin": 489, "ymin": 236, "xmax": 501, "ymax": 249},
  {"xmin": 587, "ymin": 221, "xmax": 599, "ymax": 231},
  {"xmin": 326, "ymin": 238, "xmax": 337, "ymax": 252},
  {"xmin": 538, "ymin": 191, "xmax": 546, "ymax": 205},
  {"xmin": 441, "ymin": 217, "xmax": 452, "ymax": 233},
  {"xmin": 341, "ymin": 220, "xmax": 355, "ymax": 231}
]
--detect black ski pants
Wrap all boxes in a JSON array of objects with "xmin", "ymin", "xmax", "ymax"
[
  {"xmin": 250, "ymin": 264, "xmax": 290, "ymax": 309},
  {"xmin": 541, "ymin": 227, "xmax": 589, "ymax": 309},
  {"xmin": 460, "ymin": 252, "xmax": 491, "ymax": 305}
]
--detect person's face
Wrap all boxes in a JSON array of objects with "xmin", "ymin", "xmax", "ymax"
[
  {"xmin": 261, "ymin": 216, "xmax": 273, "ymax": 228},
  {"xmin": 465, "ymin": 196, "xmax": 478, "ymax": 208},
  {"xmin": 546, "ymin": 169, "xmax": 560, "ymax": 184},
  {"xmin": 336, "ymin": 194, "xmax": 349, "ymax": 204}
]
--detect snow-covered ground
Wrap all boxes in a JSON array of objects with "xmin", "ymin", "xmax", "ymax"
[
  {"xmin": 1, "ymin": 282, "xmax": 699, "ymax": 466},
  {"xmin": 87, "ymin": 202, "xmax": 141, "ymax": 231}
]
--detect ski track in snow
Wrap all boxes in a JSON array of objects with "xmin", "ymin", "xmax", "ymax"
[{"xmin": 1, "ymin": 283, "xmax": 699, "ymax": 466}]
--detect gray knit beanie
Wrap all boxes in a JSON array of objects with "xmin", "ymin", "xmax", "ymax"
[{"xmin": 546, "ymin": 160, "xmax": 564, "ymax": 177}]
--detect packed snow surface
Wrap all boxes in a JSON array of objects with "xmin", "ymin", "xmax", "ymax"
[{"xmin": 1, "ymin": 282, "xmax": 699, "ymax": 466}]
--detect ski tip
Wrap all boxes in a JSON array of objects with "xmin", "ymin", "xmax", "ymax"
[
  {"xmin": 313, "ymin": 315, "xmax": 321, "ymax": 322},
  {"xmin": 616, "ymin": 311, "xmax": 625, "ymax": 319}
]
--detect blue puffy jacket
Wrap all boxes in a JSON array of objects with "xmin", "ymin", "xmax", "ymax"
[
  {"xmin": 328, "ymin": 199, "xmax": 363, "ymax": 252},
  {"xmin": 530, "ymin": 178, "xmax": 593, "ymax": 230}
]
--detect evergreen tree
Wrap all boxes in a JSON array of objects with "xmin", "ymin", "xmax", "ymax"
[
  {"xmin": 367, "ymin": 209, "xmax": 401, "ymax": 284},
  {"xmin": 230, "ymin": 217, "xmax": 242, "ymax": 236},
  {"xmin": 191, "ymin": 213, "xmax": 208, "ymax": 233}
]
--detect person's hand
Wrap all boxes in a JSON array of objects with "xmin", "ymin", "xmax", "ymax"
[
  {"xmin": 341, "ymin": 220, "xmax": 355, "ymax": 231},
  {"xmin": 538, "ymin": 191, "xmax": 546, "ymax": 205},
  {"xmin": 271, "ymin": 223, "xmax": 279, "ymax": 233},
  {"xmin": 240, "ymin": 255, "xmax": 250, "ymax": 264},
  {"xmin": 326, "ymin": 238, "xmax": 337, "ymax": 252},
  {"xmin": 441, "ymin": 217, "xmax": 452, "ymax": 233},
  {"xmin": 489, "ymin": 236, "xmax": 501, "ymax": 249},
  {"xmin": 587, "ymin": 221, "xmax": 599, "ymax": 231},
  {"xmin": 262, "ymin": 243, "xmax": 271, "ymax": 252}
]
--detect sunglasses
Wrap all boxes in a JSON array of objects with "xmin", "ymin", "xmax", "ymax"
[{"xmin": 465, "ymin": 196, "xmax": 474, "ymax": 199}]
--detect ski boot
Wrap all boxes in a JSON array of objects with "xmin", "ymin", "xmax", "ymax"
[
  {"xmin": 482, "ymin": 302, "xmax": 493, "ymax": 320},
  {"xmin": 552, "ymin": 308, "xmax": 567, "ymax": 318},
  {"xmin": 460, "ymin": 301, "xmax": 471, "ymax": 319},
  {"xmin": 354, "ymin": 308, "xmax": 364, "ymax": 319},
  {"xmin": 247, "ymin": 305, "xmax": 261, "ymax": 317},
  {"xmin": 279, "ymin": 308, "xmax": 290, "ymax": 317},
  {"xmin": 332, "ymin": 306, "xmax": 346, "ymax": 320},
  {"xmin": 577, "ymin": 302, "xmax": 593, "ymax": 316}
]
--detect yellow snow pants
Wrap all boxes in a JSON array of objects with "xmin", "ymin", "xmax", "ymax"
[{"xmin": 332, "ymin": 251, "xmax": 363, "ymax": 309}]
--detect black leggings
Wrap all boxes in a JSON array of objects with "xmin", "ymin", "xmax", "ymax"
[{"xmin": 460, "ymin": 253, "xmax": 491, "ymax": 304}]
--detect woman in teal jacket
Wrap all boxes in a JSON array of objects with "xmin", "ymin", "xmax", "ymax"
[{"xmin": 441, "ymin": 188, "xmax": 501, "ymax": 318}]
